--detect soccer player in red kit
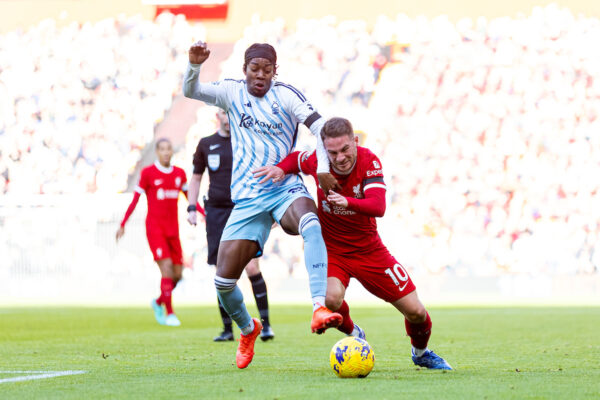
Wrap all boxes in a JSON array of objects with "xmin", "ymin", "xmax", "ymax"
[
  {"xmin": 116, "ymin": 138, "xmax": 196, "ymax": 327},
  {"xmin": 254, "ymin": 117, "xmax": 452, "ymax": 369}
]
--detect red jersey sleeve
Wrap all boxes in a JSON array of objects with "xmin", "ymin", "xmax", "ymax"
[
  {"xmin": 345, "ymin": 153, "xmax": 387, "ymax": 217},
  {"xmin": 277, "ymin": 151, "xmax": 301, "ymax": 174},
  {"xmin": 180, "ymin": 169, "xmax": 188, "ymax": 193},
  {"xmin": 277, "ymin": 150, "xmax": 316, "ymax": 175},
  {"xmin": 346, "ymin": 188, "xmax": 386, "ymax": 217},
  {"xmin": 136, "ymin": 168, "xmax": 149, "ymax": 194},
  {"xmin": 298, "ymin": 150, "xmax": 317, "ymax": 175},
  {"xmin": 120, "ymin": 192, "xmax": 141, "ymax": 227}
]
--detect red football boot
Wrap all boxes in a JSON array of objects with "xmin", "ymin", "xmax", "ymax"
[
  {"xmin": 236, "ymin": 318, "xmax": 263, "ymax": 369},
  {"xmin": 311, "ymin": 306, "xmax": 343, "ymax": 334}
]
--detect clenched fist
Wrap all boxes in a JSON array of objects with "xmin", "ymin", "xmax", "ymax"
[{"xmin": 189, "ymin": 41, "xmax": 211, "ymax": 65}]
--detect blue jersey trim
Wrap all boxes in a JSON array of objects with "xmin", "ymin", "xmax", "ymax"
[{"xmin": 274, "ymin": 82, "xmax": 306, "ymax": 102}]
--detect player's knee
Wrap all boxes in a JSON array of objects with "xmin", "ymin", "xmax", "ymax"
[
  {"xmin": 245, "ymin": 259, "xmax": 260, "ymax": 276},
  {"xmin": 173, "ymin": 272, "xmax": 183, "ymax": 284},
  {"xmin": 405, "ymin": 306, "xmax": 427, "ymax": 323},
  {"xmin": 214, "ymin": 275, "xmax": 237, "ymax": 293},
  {"xmin": 325, "ymin": 292, "xmax": 343, "ymax": 311},
  {"xmin": 298, "ymin": 212, "xmax": 321, "ymax": 239}
]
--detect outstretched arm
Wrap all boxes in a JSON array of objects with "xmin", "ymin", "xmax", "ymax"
[
  {"xmin": 116, "ymin": 191, "xmax": 141, "ymax": 241},
  {"xmin": 183, "ymin": 41, "xmax": 228, "ymax": 107}
]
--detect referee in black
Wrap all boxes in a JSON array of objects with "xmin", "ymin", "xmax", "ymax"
[{"xmin": 187, "ymin": 108, "xmax": 274, "ymax": 342}]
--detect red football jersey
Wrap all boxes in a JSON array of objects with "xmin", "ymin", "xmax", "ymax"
[
  {"xmin": 296, "ymin": 146, "xmax": 387, "ymax": 255},
  {"xmin": 135, "ymin": 161, "xmax": 187, "ymax": 233}
]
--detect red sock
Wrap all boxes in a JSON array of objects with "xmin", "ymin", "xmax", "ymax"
[
  {"xmin": 160, "ymin": 277, "xmax": 175, "ymax": 315},
  {"xmin": 405, "ymin": 312, "xmax": 432, "ymax": 349},
  {"xmin": 335, "ymin": 300, "xmax": 354, "ymax": 335}
]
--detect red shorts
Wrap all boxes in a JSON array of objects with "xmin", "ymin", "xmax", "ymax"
[
  {"xmin": 146, "ymin": 225, "xmax": 183, "ymax": 265},
  {"xmin": 328, "ymin": 246, "xmax": 416, "ymax": 303}
]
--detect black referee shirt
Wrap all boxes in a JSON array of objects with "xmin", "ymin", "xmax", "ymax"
[{"xmin": 192, "ymin": 132, "xmax": 235, "ymax": 208}]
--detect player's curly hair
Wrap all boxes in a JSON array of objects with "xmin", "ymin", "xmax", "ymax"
[{"xmin": 320, "ymin": 117, "xmax": 354, "ymax": 140}]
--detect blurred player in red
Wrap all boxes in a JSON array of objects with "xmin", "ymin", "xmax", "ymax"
[
  {"xmin": 254, "ymin": 117, "xmax": 452, "ymax": 370},
  {"xmin": 116, "ymin": 138, "xmax": 200, "ymax": 327}
]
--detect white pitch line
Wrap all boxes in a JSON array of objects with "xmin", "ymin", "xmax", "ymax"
[{"xmin": 0, "ymin": 370, "xmax": 86, "ymax": 383}]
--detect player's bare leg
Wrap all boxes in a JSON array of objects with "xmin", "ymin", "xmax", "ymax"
[
  {"xmin": 155, "ymin": 258, "xmax": 180, "ymax": 326},
  {"xmin": 215, "ymin": 239, "xmax": 263, "ymax": 368},
  {"xmin": 392, "ymin": 291, "xmax": 452, "ymax": 370},
  {"xmin": 280, "ymin": 197, "xmax": 342, "ymax": 334},
  {"xmin": 171, "ymin": 263, "xmax": 183, "ymax": 286},
  {"xmin": 325, "ymin": 277, "xmax": 365, "ymax": 339},
  {"xmin": 246, "ymin": 258, "xmax": 274, "ymax": 341}
]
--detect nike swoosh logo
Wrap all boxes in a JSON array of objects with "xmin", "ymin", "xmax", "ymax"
[
  {"xmin": 255, "ymin": 293, "xmax": 267, "ymax": 298},
  {"xmin": 154, "ymin": 179, "xmax": 163, "ymax": 185},
  {"xmin": 398, "ymin": 282, "xmax": 408, "ymax": 292},
  {"xmin": 209, "ymin": 144, "xmax": 220, "ymax": 150}
]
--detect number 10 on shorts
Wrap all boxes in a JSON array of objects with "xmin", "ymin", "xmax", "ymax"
[{"xmin": 385, "ymin": 263, "xmax": 409, "ymax": 291}]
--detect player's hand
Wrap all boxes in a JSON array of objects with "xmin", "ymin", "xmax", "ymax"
[
  {"xmin": 327, "ymin": 190, "xmax": 348, "ymax": 208},
  {"xmin": 187, "ymin": 210, "xmax": 197, "ymax": 226},
  {"xmin": 115, "ymin": 227, "xmax": 125, "ymax": 242},
  {"xmin": 317, "ymin": 173, "xmax": 341, "ymax": 194},
  {"xmin": 189, "ymin": 41, "xmax": 211, "ymax": 65},
  {"xmin": 253, "ymin": 166, "xmax": 285, "ymax": 184}
]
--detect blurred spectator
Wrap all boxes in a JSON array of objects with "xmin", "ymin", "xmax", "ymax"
[{"xmin": 0, "ymin": 13, "xmax": 205, "ymax": 194}]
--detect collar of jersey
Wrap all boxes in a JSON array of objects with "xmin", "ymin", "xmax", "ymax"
[{"xmin": 154, "ymin": 161, "xmax": 173, "ymax": 174}]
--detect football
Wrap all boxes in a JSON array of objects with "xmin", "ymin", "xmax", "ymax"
[{"xmin": 329, "ymin": 336, "xmax": 375, "ymax": 378}]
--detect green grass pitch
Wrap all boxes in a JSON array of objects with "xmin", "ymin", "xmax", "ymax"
[{"xmin": 0, "ymin": 306, "xmax": 598, "ymax": 399}]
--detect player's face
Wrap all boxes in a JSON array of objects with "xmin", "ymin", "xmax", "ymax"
[
  {"xmin": 324, "ymin": 134, "xmax": 358, "ymax": 174},
  {"xmin": 216, "ymin": 110, "xmax": 230, "ymax": 135},
  {"xmin": 244, "ymin": 58, "xmax": 275, "ymax": 97},
  {"xmin": 156, "ymin": 141, "xmax": 173, "ymax": 166}
]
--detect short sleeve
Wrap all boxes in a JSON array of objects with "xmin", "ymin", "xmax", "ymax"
[
  {"xmin": 282, "ymin": 83, "xmax": 319, "ymax": 127},
  {"xmin": 299, "ymin": 150, "xmax": 318, "ymax": 175},
  {"xmin": 180, "ymin": 169, "xmax": 188, "ymax": 191},
  {"xmin": 136, "ymin": 168, "xmax": 148, "ymax": 193},
  {"xmin": 193, "ymin": 139, "xmax": 206, "ymax": 175}
]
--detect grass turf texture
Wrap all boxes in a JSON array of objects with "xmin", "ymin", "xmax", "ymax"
[{"xmin": 0, "ymin": 306, "xmax": 598, "ymax": 399}]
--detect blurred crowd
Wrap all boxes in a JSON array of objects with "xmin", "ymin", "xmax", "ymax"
[
  {"xmin": 0, "ymin": 13, "xmax": 204, "ymax": 194},
  {"xmin": 2, "ymin": 5, "xmax": 599, "ymax": 277},
  {"xmin": 367, "ymin": 5, "xmax": 600, "ymax": 277}
]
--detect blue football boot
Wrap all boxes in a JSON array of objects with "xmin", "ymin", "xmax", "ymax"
[
  {"xmin": 412, "ymin": 349, "xmax": 453, "ymax": 370},
  {"xmin": 345, "ymin": 323, "xmax": 366, "ymax": 339},
  {"xmin": 151, "ymin": 298, "xmax": 166, "ymax": 325},
  {"xmin": 351, "ymin": 323, "xmax": 366, "ymax": 340}
]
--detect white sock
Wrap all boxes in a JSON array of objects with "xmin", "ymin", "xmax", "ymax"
[
  {"xmin": 413, "ymin": 346, "xmax": 428, "ymax": 357},
  {"xmin": 312, "ymin": 296, "xmax": 326, "ymax": 311},
  {"xmin": 241, "ymin": 319, "xmax": 255, "ymax": 335}
]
